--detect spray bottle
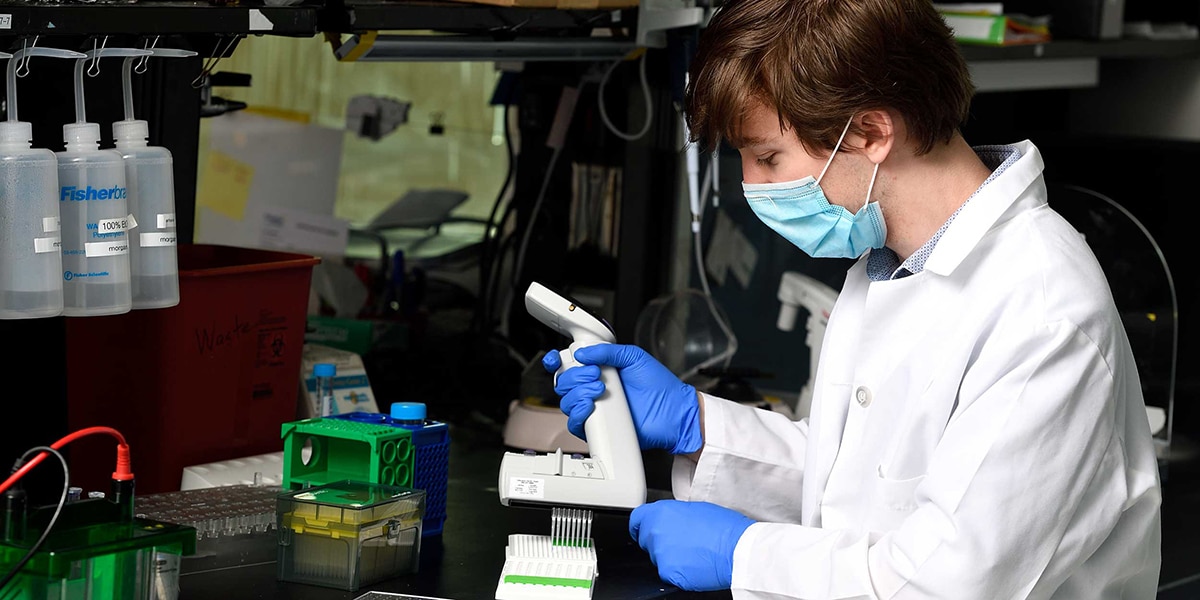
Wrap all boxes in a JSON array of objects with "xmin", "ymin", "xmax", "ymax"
[
  {"xmin": 0, "ymin": 48, "xmax": 85, "ymax": 319},
  {"xmin": 56, "ymin": 47, "xmax": 150, "ymax": 316},
  {"xmin": 115, "ymin": 48, "xmax": 196, "ymax": 309}
]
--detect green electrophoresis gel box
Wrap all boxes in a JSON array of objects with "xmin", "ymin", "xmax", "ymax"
[{"xmin": 0, "ymin": 497, "xmax": 196, "ymax": 600}]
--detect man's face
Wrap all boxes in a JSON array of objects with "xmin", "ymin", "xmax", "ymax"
[{"xmin": 736, "ymin": 101, "xmax": 870, "ymax": 213}]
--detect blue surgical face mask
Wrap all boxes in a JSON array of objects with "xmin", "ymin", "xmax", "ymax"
[{"xmin": 742, "ymin": 118, "xmax": 887, "ymax": 259}]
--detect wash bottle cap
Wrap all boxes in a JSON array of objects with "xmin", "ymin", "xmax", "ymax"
[
  {"xmin": 64, "ymin": 122, "xmax": 102, "ymax": 146},
  {"xmin": 111, "ymin": 119, "xmax": 148, "ymax": 143}
]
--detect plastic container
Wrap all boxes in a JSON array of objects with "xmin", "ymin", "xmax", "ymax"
[
  {"xmin": 65, "ymin": 244, "xmax": 320, "ymax": 494},
  {"xmin": 0, "ymin": 123, "xmax": 64, "ymax": 320},
  {"xmin": 0, "ymin": 495, "xmax": 196, "ymax": 600},
  {"xmin": 0, "ymin": 47, "xmax": 81, "ymax": 320},
  {"xmin": 276, "ymin": 480, "xmax": 424, "ymax": 591},
  {"xmin": 315, "ymin": 363, "xmax": 336, "ymax": 417},
  {"xmin": 57, "ymin": 121, "xmax": 132, "ymax": 316},
  {"xmin": 114, "ymin": 48, "xmax": 194, "ymax": 311},
  {"xmin": 56, "ymin": 48, "xmax": 153, "ymax": 316},
  {"xmin": 115, "ymin": 120, "xmax": 179, "ymax": 309},
  {"xmin": 136, "ymin": 484, "xmax": 281, "ymax": 574}
]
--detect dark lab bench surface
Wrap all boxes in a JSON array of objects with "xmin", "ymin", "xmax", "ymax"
[
  {"xmin": 177, "ymin": 425, "xmax": 1200, "ymax": 599},
  {"xmin": 179, "ymin": 430, "xmax": 728, "ymax": 600}
]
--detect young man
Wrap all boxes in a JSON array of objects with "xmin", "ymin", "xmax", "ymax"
[{"xmin": 545, "ymin": 0, "xmax": 1163, "ymax": 597}]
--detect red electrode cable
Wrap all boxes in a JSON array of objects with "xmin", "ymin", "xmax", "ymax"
[{"xmin": 0, "ymin": 427, "xmax": 132, "ymax": 496}]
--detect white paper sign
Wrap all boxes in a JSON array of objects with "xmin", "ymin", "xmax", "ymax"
[
  {"xmin": 43, "ymin": 217, "xmax": 59, "ymax": 233},
  {"xmin": 257, "ymin": 206, "xmax": 349, "ymax": 257},
  {"xmin": 248, "ymin": 8, "xmax": 275, "ymax": 31},
  {"xmin": 157, "ymin": 213, "xmax": 177, "ymax": 229}
]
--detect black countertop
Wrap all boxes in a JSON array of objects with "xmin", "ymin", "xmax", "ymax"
[
  {"xmin": 177, "ymin": 426, "xmax": 1200, "ymax": 599},
  {"xmin": 179, "ymin": 429, "xmax": 726, "ymax": 600}
]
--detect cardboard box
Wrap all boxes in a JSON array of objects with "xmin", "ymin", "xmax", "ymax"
[{"xmin": 300, "ymin": 343, "xmax": 381, "ymax": 418}]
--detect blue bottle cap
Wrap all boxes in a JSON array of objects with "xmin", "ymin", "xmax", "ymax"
[
  {"xmin": 390, "ymin": 402, "xmax": 426, "ymax": 422},
  {"xmin": 314, "ymin": 363, "xmax": 336, "ymax": 377}
]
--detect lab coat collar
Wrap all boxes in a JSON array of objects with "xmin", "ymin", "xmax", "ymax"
[{"xmin": 923, "ymin": 140, "xmax": 1045, "ymax": 277}]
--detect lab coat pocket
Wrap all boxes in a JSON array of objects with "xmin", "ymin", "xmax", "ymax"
[{"xmin": 867, "ymin": 471, "xmax": 925, "ymax": 534}]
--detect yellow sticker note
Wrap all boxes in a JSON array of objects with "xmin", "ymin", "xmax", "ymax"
[{"xmin": 198, "ymin": 150, "xmax": 254, "ymax": 221}]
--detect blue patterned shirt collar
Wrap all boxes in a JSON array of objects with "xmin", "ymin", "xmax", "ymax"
[{"xmin": 865, "ymin": 144, "xmax": 1023, "ymax": 282}]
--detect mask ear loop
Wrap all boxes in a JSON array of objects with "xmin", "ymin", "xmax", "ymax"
[
  {"xmin": 816, "ymin": 116, "xmax": 855, "ymax": 185},
  {"xmin": 863, "ymin": 162, "xmax": 880, "ymax": 211}
]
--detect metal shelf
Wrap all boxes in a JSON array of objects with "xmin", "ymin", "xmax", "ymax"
[
  {"xmin": 960, "ymin": 38, "xmax": 1200, "ymax": 62},
  {"xmin": 0, "ymin": 0, "xmax": 629, "ymax": 38},
  {"xmin": 0, "ymin": 1, "xmax": 319, "ymax": 36},
  {"xmin": 322, "ymin": 0, "xmax": 632, "ymax": 35},
  {"xmin": 961, "ymin": 38, "xmax": 1200, "ymax": 93}
]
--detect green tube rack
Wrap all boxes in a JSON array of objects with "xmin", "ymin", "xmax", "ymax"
[{"xmin": 282, "ymin": 418, "xmax": 415, "ymax": 490}]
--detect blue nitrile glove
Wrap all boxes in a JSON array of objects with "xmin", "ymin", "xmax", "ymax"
[
  {"xmin": 543, "ymin": 344, "xmax": 702, "ymax": 454},
  {"xmin": 629, "ymin": 500, "xmax": 755, "ymax": 592}
]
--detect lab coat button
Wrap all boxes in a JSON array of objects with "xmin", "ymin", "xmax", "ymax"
[{"xmin": 854, "ymin": 386, "xmax": 872, "ymax": 407}]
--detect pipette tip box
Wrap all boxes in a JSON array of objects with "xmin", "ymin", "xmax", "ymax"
[{"xmin": 276, "ymin": 480, "xmax": 425, "ymax": 592}]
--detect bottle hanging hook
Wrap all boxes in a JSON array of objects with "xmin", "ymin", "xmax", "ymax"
[
  {"xmin": 191, "ymin": 35, "xmax": 239, "ymax": 89},
  {"xmin": 135, "ymin": 35, "xmax": 160, "ymax": 75},
  {"xmin": 15, "ymin": 36, "xmax": 38, "ymax": 78},
  {"xmin": 87, "ymin": 36, "xmax": 109, "ymax": 78}
]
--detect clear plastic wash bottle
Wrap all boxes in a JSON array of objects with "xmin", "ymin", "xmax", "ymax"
[
  {"xmin": 56, "ymin": 47, "xmax": 149, "ymax": 316},
  {"xmin": 0, "ymin": 48, "xmax": 83, "ymax": 319},
  {"xmin": 115, "ymin": 49, "xmax": 195, "ymax": 309}
]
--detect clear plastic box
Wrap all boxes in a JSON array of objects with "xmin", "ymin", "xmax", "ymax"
[
  {"xmin": 136, "ymin": 484, "xmax": 282, "ymax": 574},
  {"xmin": 276, "ymin": 480, "xmax": 424, "ymax": 591}
]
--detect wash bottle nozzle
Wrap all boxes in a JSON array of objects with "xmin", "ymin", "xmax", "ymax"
[
  {"xmin": 4, "ymin": 48, "xmax": 85, "ymax": 143},
  {"xmin": 115, "ymin": 48, "xmax": 197, "ymax": 144},
  {"xmin": 72, "ymin": 48, "xmax": 152, "ymax": 130},
  {"xmin": 121, "ymin": 49, "xmax": 197, "ymax": 121}
]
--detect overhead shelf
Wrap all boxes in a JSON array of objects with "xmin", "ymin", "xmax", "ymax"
[
  {"xmin": 321, "ymin": 0, "xmax": 632, "ymax": 35},
  {"xmin": 0, "ymin": 1, "xmax": 319, "ymax": 36},
  {"xmin": 4, "ymin": 3, "xmax": 1199, "ymax": 58},
  {"xmin": 960, "ymin": 38, "xmax": 1200, "ymax": 93},
  {"xmin": 960, "ymin": 38, "xmax": 1200, "ymax": 62},
  {"xmin": 0, "ymin": 0, "xmax": 631, "ymax": 38},
  {"xmin": 322, "ymin": 0, "xmax": 700, "ymax": 62}
]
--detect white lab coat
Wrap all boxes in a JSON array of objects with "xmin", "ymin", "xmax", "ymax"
[{"xmin": 673, "ymin": 141, "xmax": 1162, "ymax": 599}]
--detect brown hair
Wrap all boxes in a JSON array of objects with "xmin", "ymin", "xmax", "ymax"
[{"xmin": 685, "ymin": 0, "xmax": 974, "ymax": 156}]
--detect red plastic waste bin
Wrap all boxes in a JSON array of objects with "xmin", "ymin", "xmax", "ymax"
[{"xmin": 66, "ymin": 244, "xmax": 320, "ymax": 494}]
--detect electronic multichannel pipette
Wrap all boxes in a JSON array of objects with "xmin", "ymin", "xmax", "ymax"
[{"xmin": 495, "ymin": 282, "xmax": 648, "ymax": 599}]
